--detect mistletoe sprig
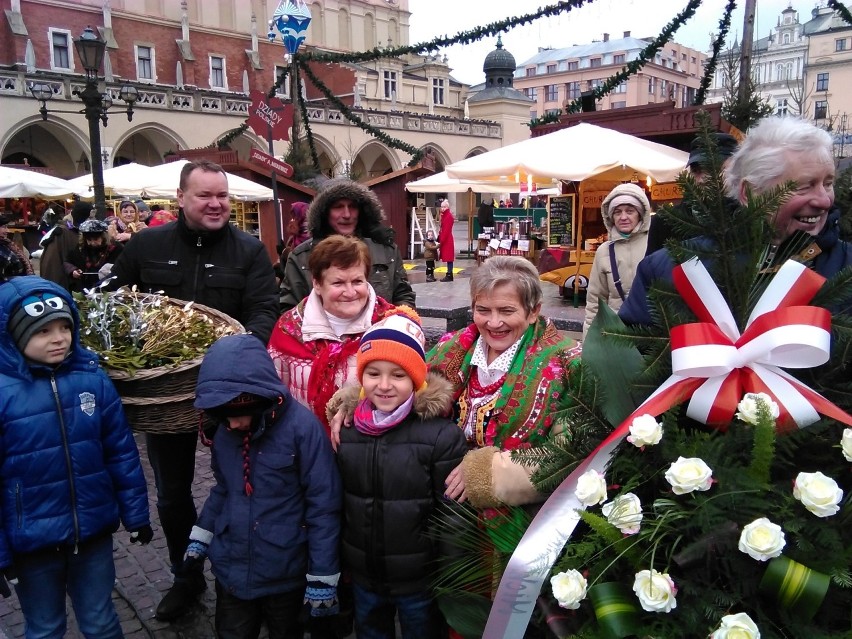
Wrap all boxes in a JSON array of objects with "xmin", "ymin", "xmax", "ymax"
[
  {"xmin": 530, "ymin": 0, "xmax": 703, "ymax": 128},
  {"xmin": 694, "ymin": 0, "xmax": 736, "ymax": 106},
  {"xmin": 298, "ymin": 0, "xmax": 592, "ymax": 66},
  {"xmin": 298, "ymin": 58, "xmax": 425, "ymax": 166}
]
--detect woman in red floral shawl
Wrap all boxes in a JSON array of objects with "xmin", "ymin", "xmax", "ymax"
[{"xmin": 267, "ymin": 235, "xmax": 405, "ymax": 435}]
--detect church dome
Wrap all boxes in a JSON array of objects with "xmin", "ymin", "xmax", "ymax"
[{"xmin": 483, "ymin": 35, "xmax": 516, "ymax": 74}]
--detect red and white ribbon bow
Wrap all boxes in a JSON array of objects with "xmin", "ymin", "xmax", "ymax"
[
  {"xmin": 483, "ymin": 258, "xmax": 852, "ymax": 639},
  {"xmin": 637, "ymin": 257, "xmax": 852, "ymax": 432}
]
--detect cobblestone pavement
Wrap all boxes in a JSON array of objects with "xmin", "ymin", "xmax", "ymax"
[{"xmin": 0, "ymin": 258, "xmax": 583, "ymax": 638}]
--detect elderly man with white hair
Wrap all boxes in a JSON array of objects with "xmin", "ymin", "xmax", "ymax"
[{"xmin": 619, "ymin": 117, "xmax": 852, "ymax": 327}]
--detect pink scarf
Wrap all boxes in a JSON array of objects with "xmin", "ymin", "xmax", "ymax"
[{"xmin": 353, "ymin": 393, "xmax": 415, "ymax": 436}]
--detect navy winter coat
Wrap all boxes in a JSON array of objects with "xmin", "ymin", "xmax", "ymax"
[
  {"xmin": 194, "ymin": 334, "xmax": 342, "ymax": 599},
  {"xmin": 619, "ymin": 208, "xmax": 852, "ymax": 326},
  {"xmin": 0, "ymin": 276, "xmax": 149, "ymax": 568}
]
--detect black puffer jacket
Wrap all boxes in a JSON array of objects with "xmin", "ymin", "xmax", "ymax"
[
  {"xmin": 107, "ymin": 214, "xmax": 279, "ymax": 343},
  {"xmin": 279, "ymin": 180, "xmax": 415, "ymax": 311},
  {"xmin": 328, "ymin": 373, "xmax": 467, "ymax": 596}
]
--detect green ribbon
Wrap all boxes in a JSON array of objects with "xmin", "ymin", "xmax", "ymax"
[
  {"xmin": 587, "ymin": 582, "xmax": 640, "ymax": 639},
  {"xmin": 758, "ymin": 555, "xmax": 830, "ymax": 620}
]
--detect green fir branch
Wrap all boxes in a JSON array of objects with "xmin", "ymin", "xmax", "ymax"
[
  {"xmin": 746, "ymin": 412, "xmax": 776, "ymax": 488},
  {"xmin": 828, "ymin": 0, "xmax": 852, "ymax": 26},
  {"xmin": 694, "ymin": 0, "xmax": 736, "ymax": 105},
  {"xmin": 292, "ymin": 61, "xmax": 321, "ymax": 171}
]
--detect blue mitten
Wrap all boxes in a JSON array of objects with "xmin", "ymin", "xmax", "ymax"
[{"xmin": 304, "ymin": 577, "xmax": 339, "ymax": 617}]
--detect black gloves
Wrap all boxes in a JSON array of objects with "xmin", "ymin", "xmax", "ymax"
[{"xmin": 129, "ymin": 524, "xmax": 154, "ymax": 545}]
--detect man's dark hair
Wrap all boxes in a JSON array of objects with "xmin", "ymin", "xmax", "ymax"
[{"xmin": 179, "ymin": 160, "xmax": 227, "ymax": 190}]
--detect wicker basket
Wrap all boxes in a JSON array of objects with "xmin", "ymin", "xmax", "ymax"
[{"xmin": 106, "ymin": 299, "xmax": 244, "ymax": 434}]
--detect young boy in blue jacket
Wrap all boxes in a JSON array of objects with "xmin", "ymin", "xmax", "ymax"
[
  {"xmin": 0, "ymin": 276, "xmax": 151, "ymax": 638},
  {"xmin": 187, "ymin": 334, "xmax": 342, "ymax": 639}
]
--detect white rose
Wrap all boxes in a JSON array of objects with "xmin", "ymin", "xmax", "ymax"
[
  {"xmin": 710, "ymin": 612, "xmax": 761, "ymax": 638},
  {"xmin": 601, "ymin": 493, "xmax": 643, "ymax": 534},
  {"xmin": 574, "ymin": 469, "xmax": 608, "ymax": 507},
  {"xmin": 793, "ymin": 471, "xmax": 843, "ymax": 518},
  {"xmin": 664, "ymin": 457, "xmax": 713, "ymax": 495},
  {"xmin": 627, "ymin": 414, "xmax": 663, "ymax": 447},
  {"xmin": 737, "ymin": 517, "xmax": 785, "ymax": 561},
  {"xmin": 735, "ymin": 392, "xmax": 780, "ymax": 425},
  {"xmin": 842, "ymin": 428, "xmax": 852, "ymax": 463},
  {"xmin": 550, "ymin": 569, "xmax": 587, "ymax": 610},
  {"xmin": 632, "ymin": 569, "xmax": 677, "ymax": 613}
]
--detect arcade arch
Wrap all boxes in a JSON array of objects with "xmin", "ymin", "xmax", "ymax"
[
  {"xmin": 1, "ymin": 117, "xmax": 89, "ymax": 176},
  {"xmin": 351, "ymin": 141, "xmax": 398, "ymax": 181},
  {"xmin": 112, "ymin": 124, "xmax": 187, "ymax": 167}
]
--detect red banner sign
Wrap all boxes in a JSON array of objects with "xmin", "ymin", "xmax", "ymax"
[
  {"xmin": 249, "ymin": 148, "xmax": 294, "ymax": 178},
  {"xmin": 247, "ymin": 90, "xmax": 293, "ymax": 142}
]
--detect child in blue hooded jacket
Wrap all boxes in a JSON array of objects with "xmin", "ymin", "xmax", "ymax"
[
  {"xmin": 187, "ymin": 333, "xmax": 342, "ymax": 639},
  {"xmin": 0, "ymin": 276, "xmax": 151, "ymax": 638}
]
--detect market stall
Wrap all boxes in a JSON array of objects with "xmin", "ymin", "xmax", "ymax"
[{"xmin": 445, "ymin": 123, "xmax": 688, "ymax": 299}]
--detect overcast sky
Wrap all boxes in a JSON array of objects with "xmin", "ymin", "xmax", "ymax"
[{"xmin": 408, "ymin": 0, "xmax": 813, "ymax": 85}]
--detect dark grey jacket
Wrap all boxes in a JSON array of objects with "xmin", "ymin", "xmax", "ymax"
[{"xmin": 279, "ymin": 180, "xmax": 415, "ymax": 311}]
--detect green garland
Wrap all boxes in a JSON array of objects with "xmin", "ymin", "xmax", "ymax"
[
  {"xmin": 828, "ymin": 0, "xmax": 852, "ymax": 25},
  {"xmin": 298, "ymin": 58, "xmax": 425, "ymax": 167},
  {"xmin": 299, "ymin": 0, "xmax": 592, "ymax": 65},
  {"xmin": 215, "ymin": 122, "xmax": 248, "ymax": 149},
  {"xmin": 530, "ymin": 0, "xmax": 704, "ymax": 128},
  {"xmin": 293, "ymin": 60, "xmax": 322, "ymax": 170},
  {"xmin": 693, "ymin": 0, "xmax": 736, "ymax": 106}
]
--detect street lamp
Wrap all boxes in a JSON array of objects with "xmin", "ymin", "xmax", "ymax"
[{"xmin": 29, "ymin": 26, "xmax": 138, "ymax": 219}]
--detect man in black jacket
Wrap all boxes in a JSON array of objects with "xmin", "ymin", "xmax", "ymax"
[{"xmin": 109, "ymin": 160, "xmax": 279, "ymax": 621}]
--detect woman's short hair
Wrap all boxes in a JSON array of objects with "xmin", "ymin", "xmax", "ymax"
[
  {"xmin": 469, "ymin": 256, "xmax": 542, "ymax": 314},
  {"xmin": 724, "ymin": 117, "xmax": 834, "ymax": 199},
  {"xmin": 308, "ymin": 235, "xmax": 372, "ymax": 282}
]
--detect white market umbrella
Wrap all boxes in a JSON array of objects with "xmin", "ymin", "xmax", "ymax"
[
  {"xmin": 445, "ymin": 122, "xmax": 689, "ymax": 184},
  {"xmin": 0, "ymin": 166, "xmax": 84, "ymax": 198},
  {"xmin": 405, "ymin": 170, "xmax": 559, "ymax": 195},
  {"xmin": 141, "ymin": 160, "xmax": 274, "ymax": 202},
  {"xmin": 66, "ymin": 162, "xmax": 155, "ymax": 198}
]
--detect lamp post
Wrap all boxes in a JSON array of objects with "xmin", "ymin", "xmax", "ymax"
[{"xmin": 29, "ymin": 26, "xmax": 138, "ymax": 219}]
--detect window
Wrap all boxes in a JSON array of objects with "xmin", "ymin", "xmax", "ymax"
[
  {"xmin": 546, "ymin": 108, "xmax": 561, "ymax": 116},
  {"xmin": 613, "ymin": 54, "xmax": 625, "ymax": 65},
  {"xmin": 383, "ymin": 70, "xmax": 397, "ymax": 98},
  {"xmin": 49, "ymin": 29, "xmax": 72, "ymax": 70},
  {"xmin": 816, "ymin": 72, "xmax": 829, "ymax": 92},
  {"xmin": 210, "ymin": 55, "xmax": 226, "ymax": 89},
  {"xmin": 648, "ymin": 77, "xmax": 656, "ymax": 94},
  {"xmin": 545, "ymin": 84, "xmax": 558, "ymax": 101},
  {"xmin": 432, "ymin": 78, "xmax": 445, "ymax": 105},
  {"xmin": 613, "ymin": 82, "xmax": 627, "ymax": 94},
  {"xmin": 691, "ymin": 56, "xmax": 697, "ymax": 64},
  {"xmin": 777, "ymin": 98, "xmax": 788, "ymax": 116},
  {"xmin": 274, "ymin": 65, "xmax": 290, "ymax": 98},
  {"xmin": 567, "ymin": 61, "xmax": 578, "ymax": 71},
  {"xmin": 525, "ymin": 67, "xmax": 536, "ymax": 77},
  {"xmin": 135, "ymin": 45, "xmax": 154, "ymax": 81},
  {"xmin": 682, "ymin": 53, "xmax": 687, "ymax": 60},
  {"xmin": 566, "ymin": 81, "xmax": 580, "ymax": 99},
  {"xmin": 546, "ymin": 64, "xmax": 557, "ymax": 74},
  {"xmin": 783, "ymin": 33, "xmax": 790, "ymax": 44},
  {"xmin": 530, "ymin": 110, "xmax": 537, "ymax": 119},
  {"xmin": 611, "ymin": 101, "xmax": 626, "ymax": 109},
  {"xmin": 836, "ymin": 38, "xmax": 847, "ymax": 51},
  {"xmin": 590, "ymin": 58, "xmax": 601, "ymax": 68},
  {"xmin": 815, "ymin": 100, "xmax": 828, "ymax": 120},
  {"xmin": 524, "ymin": 87, "xmax": 538, "ymax": 100},
  {"xmin": 660, "ymin": 79, "xmax": 667, "ymax": 96},
  {"xmin": 590, "ymin": 78, "xmax": 603, "ymax": 90}
]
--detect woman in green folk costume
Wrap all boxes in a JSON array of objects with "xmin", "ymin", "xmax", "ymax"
[{"xmin": 433, "ymin": 256, "xmax": 582, "ymax": 509}]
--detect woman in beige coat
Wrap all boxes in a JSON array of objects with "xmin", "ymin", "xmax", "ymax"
[{"xmin": 583, "ymin": 182, "xmax": 651, "ymax": 337}]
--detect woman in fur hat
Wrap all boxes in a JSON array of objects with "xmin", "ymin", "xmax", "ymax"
[
  {"xmin": 582, "ymin": 182, "xmax": 651, "ymax": 337},
  {"xmin": 279, "ymin": 179, "xmax": 415, "ymax": 311}
]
